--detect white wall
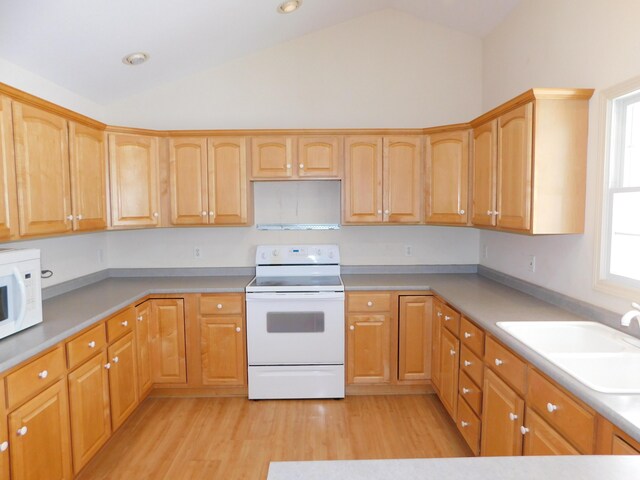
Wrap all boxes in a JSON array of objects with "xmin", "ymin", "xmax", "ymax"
[{"xmin": 480, "ymin": 0, "xmax": 640, "ymax": 313}]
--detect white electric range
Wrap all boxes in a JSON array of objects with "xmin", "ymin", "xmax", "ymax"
[{"xmin": 245, "ymin": 244, "xmax": 345, "ymax": 400}]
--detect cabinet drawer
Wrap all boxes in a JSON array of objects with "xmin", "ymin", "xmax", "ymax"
[
  {"xmin": 484, "ymin": 336, "xmax": 527, "ymax": 395},
  {"xmin": 460, "ymin": 317, "xmax": 484, "ymax": 356},
  {"xmin": 106, "ymin": 307, "xmax": 136, "ymax": 342},
  {"xmin": 612, "ymin": 435, "xmax": 640, "ymax": 455},
  {"xmin": 347, "ymin": 293, "xmax": 392, "ymax": 313},
  {"xmin": 66, "ymin": 323, "xmax": 107, "ymax": 369},
  {"xmin": 200, "ymin": 294, "xmax": 243, "ymax": 315},
  {"xmin": 527, "ymin": 369, "xmax": 595, "ymax": 454},
  {"xmin": 456, "ymin": 394, "xmax": 481, "ymax": 455},
  {"xmin": 441, "ymin": 303, "xmax": 460, "ymax": 337},
  {"xmin": 6, "ymin": 347, "xmax": 65, "ymax": 409},
  {"xmin": 460, "ymin": 345, "xmax": 483, "ymax": 387},
  {"xmin": 459, "ymin": 370, "xmax": 482, "ymax": 416}
]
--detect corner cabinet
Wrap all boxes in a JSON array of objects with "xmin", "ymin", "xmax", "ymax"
[
  {"xmin": 0, "ymin": 96, "xmax": 19, "ymax": 241},
  {"xmin": 470, "ymin": 89, "xmax": 592, "ymax": 234},
  {"xmin": 108, "ymin": 133, "xmax": 160, "ymax": 227},
  {"xmin": 343, "ymin": 136, "xmax": 422, "ymax": 224}
]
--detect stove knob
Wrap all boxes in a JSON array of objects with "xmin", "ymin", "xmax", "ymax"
[
  {"xmin": 272, "ymin": 249, "xmax": 279, "ymax": 257},
  {"xmin": 328, "ymin": 250, "xmax": 334, "ymax": 259},
  {"xmin": 316, "ymin": 248, "xmax": 322, "ymax": 257},
  {"xmin": 260, "ymin": 252, "xmax": 267, "ymax": 260}
]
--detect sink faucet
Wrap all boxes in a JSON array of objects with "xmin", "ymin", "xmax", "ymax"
[{"xmin": 621, "ymin": 302, "xmax": 640, "ymax": 327}]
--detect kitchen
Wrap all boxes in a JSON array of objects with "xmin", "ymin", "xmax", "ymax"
[{"xmin": 1, "ymin": 0, "xmax": 640, "ymax": 479}]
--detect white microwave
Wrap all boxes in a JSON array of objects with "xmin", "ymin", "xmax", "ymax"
[{"xmin": 0, "ymin": 249, "xmax": 43, "ymax": 340}]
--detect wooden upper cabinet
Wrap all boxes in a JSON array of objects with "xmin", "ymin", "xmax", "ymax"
[
  {"xmin": 13, "ymin": 102, "xmax": 72, "ymax": 236},
  {"xmin": 496, "ymin": 103, "xmax": 533, "ymax": 231},
  {"xmin": 296, "ymin": 136, "xmax": 342, "ymax": 178},
  {"xmin": 69, "ymin": 122, "xmax": 108, "ymax": 231},
  {"xmin": 425, "ymin": 130, "xmax": 469, "ymax": 225},
  {"xmin": 0, "ymin": 95, "xmax": 19, "ymax": 240},
  {"xmin": 169, "ymin": 137, "xmax": 208, "ymax": 225},
  {"xmin": 471, "ymin": 120, "xmax": 497, "ymax": 227},
  {"xmin": 108, "ymin": 133, "xmax": 160, "ymax": 227},
  {"xmin": 384, "ymin": 136, "xmax": 422, "ymax": 223},
  {"xmin": 251, "ymin": 136, "xmax": 294, "ymax": 179},
  {"xmin": 208, "ymin": 137, "xmax": 249, "ymax": 225},
  {"xmin": 343, "ymin": 136, "xmax": 383, "ymax": 223}
]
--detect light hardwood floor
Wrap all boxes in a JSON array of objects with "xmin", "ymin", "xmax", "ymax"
[{"xmin": 77, "ymin": 394, "xmax": 471, "ymax": 479}]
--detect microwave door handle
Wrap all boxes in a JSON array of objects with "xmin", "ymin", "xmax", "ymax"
[{"xmin": 13, "ymin": 268, "xmax": 27, "ymax": 326}]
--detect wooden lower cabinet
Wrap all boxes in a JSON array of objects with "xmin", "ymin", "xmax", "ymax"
[
  {"xmin": 347, "ymin": 313, "xmax": 391, "ymax": 384},
  {"xmin": 107, "ymin": 332, "xmax": 138, "ymax": 431},
  {"xmin": 135, "ymin": 301, "xmax": 153, "ymax": 397},
  {"xmin": 456, "ymin": 394, "xmax": 481, "ymax": 455},
  {"xmin": 67, "ymin": 351, "xmax": 111, "ymax": 474},
  {"xmin": 480, "ymin": 367, "xmax": 525, "ymax": 456},
  {"xmin": 8, "ymin": 379, "xmax": 72, "ymax": 480},
  {"xmin": 612, "ymin": 435, "xmax": 640, "ymax": 455},
  {"xmin": 438, "ymin": 327, "xmax": 459, "ymax": 417},
  {"xmin": 149, "ymin": 299, "xmax": 187, "ymax": 384},
  {"xmin": 0, "ymin": 381, "xmax": 9, "ymax": 480},
  {"xmin": 431, "ymin": 300, "xmax": 444, "ymax": 393},
  {"xmin": 200, "ymin": 316, "xmax": 246, "ymax": 386},
  {"xmin": 522, "ymin": 407, "xmax": 579, "ymax": 455},
  {"xmin": 398, "ymin": 296, "xmax": 432, "ymax": 381}
]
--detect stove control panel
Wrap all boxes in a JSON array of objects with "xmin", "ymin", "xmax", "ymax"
[{"xmin": 256, "ymin": 244, "xmax": 340, "ymax": 265}]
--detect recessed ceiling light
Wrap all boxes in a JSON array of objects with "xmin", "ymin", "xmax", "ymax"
[
  {"xmin": 122, "ymin": 52, "xmax": 150, "ymax": 66},
  {"xmin": 277, "ymin": 0, "xmax": 302, "ymax": 14}
]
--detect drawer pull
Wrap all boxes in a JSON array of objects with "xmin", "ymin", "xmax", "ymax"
[
  {"xmin": 494, "ymin": 358, "xmax": 503, "ymax": 366},
  {"xmin": 449, "ymin": 349, "xmax": 456, "ymax": 356},
  {"xmin": 520, "ymin": 426, "xmax": 530, "ymax": 435},
  {"xmin": 38, "ymin": 370, "xmax": 48, "ymax": 379},
  {"xmin": 121, "ymin": 320, "xmax": 128, "ymax": 327},
  {"xmin": 137, "ymin": 315, "xmax": 143, "ymax": 322},
  {"xmin": 463, "ymin": 360, "xmax": 472, "ymax": 367},
  {"xmin": 546, "ymin": 402, "xmax": 558, "ymax": 413},
  {"xmin": 235, "ymin": 327, "xmax": 241, "ymax": 333},
  {"xmin": 367, "ymin": 301, "xmax": 373, "ymax": 307},
  {"xmin": 509, "ymin": 412, "xmax": 518, "ymax": 421},
  {"xmin": 462, "ymin": 387, "xmax": 471, "ymax": 395},
  {"xmin": 460, "ymin": 420, "xmax": 469, "ymax": 428},
  {"xmin": 0, "ymin": 441, "xmax": 8, "ymax": 452},
  {"xmin": 217, "ymin": 304, "xmax": 223, "ymax": 309},
  {"xmin": 16, "ymin": 426, "xmax": 27, "ymax": 437},
  {"xmin": 88, "ymin": 341, "xmax": 96, "ymax": 348},
  {"xmin": 349, "ymin": 325, "xmax": 355, "ymax": 331},
  {"xmin": 444, "ymin": 315, "xmax": 452, "ymax": 321},
  {"xmin": 105, "ymin": 363, "xmax": 111, "ymax": 370},
  {"xmin": 464, "ymin": 332, "xmax": 472, "ymax": 338},
  {"xmin": 112, "ymin": 356, "xmax": 119, "ymax": 364},
  {"xmin": 437, "ymin": 311, "xmax": 443, "ymax": 318}
]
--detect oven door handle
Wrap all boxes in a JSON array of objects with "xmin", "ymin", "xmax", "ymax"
[{"xmin": 246, "ymin": 291, "xmax": 344, "ymax": 301}]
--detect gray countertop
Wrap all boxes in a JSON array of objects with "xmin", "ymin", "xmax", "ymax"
[
  {"xmin": 2, "ymin": 271, "xmax": 639, "ymax": 444},
  {"xmin": 267, "ymin": 456, "xmax": 640, "ymax": 480}
]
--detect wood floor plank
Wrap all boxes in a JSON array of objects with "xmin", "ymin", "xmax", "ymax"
[{"xmin": 76, "ymin": 394, "xmax": 471, "ymax": 479}]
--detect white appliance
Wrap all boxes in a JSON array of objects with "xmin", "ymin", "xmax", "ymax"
[
  {"xmin": 246, "ymin": 244, "xmax": 345, "ymax": 400},
  {"xmin": 0, "ymin": 249, "xmax": 43, "ymax": 340}
]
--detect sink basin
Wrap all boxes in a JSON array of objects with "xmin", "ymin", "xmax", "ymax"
[{"xmin": 496, "ymin": 321, "xmax": 640, "ymax": 393}]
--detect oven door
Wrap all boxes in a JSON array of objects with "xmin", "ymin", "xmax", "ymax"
[{"xmin": 246, "ymin": 291, "xmax": 344, "ymax": 365}]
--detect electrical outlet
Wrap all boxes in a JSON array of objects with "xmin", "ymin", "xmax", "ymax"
[
  {"xmin": 527, "ymin": 255, "xmax": 536, "ymax": 272},
  {"xmin": 194, "ymin": 247, "xmax": 202, "ymax": 259},
  {"xmin": 404, "ymin": 245, "xmax": 412, "ymax": 257}
]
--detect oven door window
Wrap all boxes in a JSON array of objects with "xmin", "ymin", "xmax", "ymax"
[{"xmin": 266, "ymin": 312, "xmax": 325, "ymax": 333}]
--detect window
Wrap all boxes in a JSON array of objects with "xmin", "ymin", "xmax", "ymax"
[{"xmin": 598, "ymin": 80, "xmax": 640, "ymax": 296}]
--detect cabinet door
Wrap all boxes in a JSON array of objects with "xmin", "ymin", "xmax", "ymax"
[
  {"xmin": 108, "ymin": 134, "xmax": 160, "ymax": 227},
  {"xmin": 343, "ymin": 136, "xmax": 383, "ymax": 223},
  {"xmin": 347, "ymin": 313, "xmax": 391, "ymax": 384},
  {"xmin": 208, "ymin": 137, "xmax": 249, "ymax": 225},
  {"xmin": 251, "ymin": 136, "xmax": 294, "ymax": 178},
  {"xmin": 439, "ymin": 327, "xmax": 459, "ymax": 417},
  {"xmin": 480, "ymin": 367, "xmax": 525, "ymax": 456},
  {"xmin": 201, "ymin": 315, "xmax": 246, "ymax": 386},
  {"xmin": 496, "ymin": 103, "xmax": 533, "ymax": 231},
  {"xmin": 150, "ymin": 299, "xmax": 187, "ymax": 384},
  {"xmin": 612, "ymin": 435, "xmax": 640, "ymax": 455},
  {"xmin": 69, "ymin": 122, "xmax": 108, "ymax": 231},
  {"xmin": 398, "ymin": 296, "xmax": 432, "ymax": 381},
  {"xmin": 522, "ymin": 407, "xmax": 579, "ymax": 456},
  {"xmin": 8, "ymin": 379, "xmax": 72, "ymax": 480},
  {"xmin": 471, "ymin": 120, "xmax": 497, "ymax": 227},
  {"xmin": 425, "ymin": 130, "xmax": 469, "ymax": 225},
  {"xmin": 0, "ymin": 381, "xmax": 9, "ymax": 480},
  {"xmin": 297, "ymin": 136, "xmax": 342, "ymax": 178},
  {"xmin": 68, "ymin": 351, "xmax": 111, "ymax": 474},
  {"xmin": 169, "ymin": 137, "xmax": 209, "ymax": 225},
  {"xmin": 431, "ymin": 299, "xmax": 444, "ymax": 393},
  {"xmin": 0, "ymin": 96, "xmax": 19, "ymax": 240},
  {"xmin": 107, "ymin": 332, "xmax": 138, "ymax": 431},
  {"xmin": 13, "ymin": 102, "xmax": 72, "ymax": 236},
  {"xmin": 384, "ymin": 136, "xmax": 422, "ymax": 223},
  {"xmin": 135, "ymin": 301, "xmax": 153, "ymax": 397}
]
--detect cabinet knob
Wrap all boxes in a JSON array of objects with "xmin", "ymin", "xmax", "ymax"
[
  {"xmin": 217, "ymin": 304, "xmax": 223, "ymax": 309},
  {"xmin": 520, "ymin": 426, "xmax": 530, "ymax": 435},
  {"xmin": 38, "ymin": 370, "xmax": 48, "ymax": 379},
  {"xmin": 546, "ymin": 402, "xmax": 558, "ymax": 413},
  {"xmin": 286, "ymin": 164, "xmax": 292, "ymax": 169},
  {"xmin": 299, "ymin": 163, "xmax": 304, "ymax": 169},
  {"xmin": 66, "ymin": 214, "xmax": 74, "ymax": 221},
  {"xmin": 77, "ymin": 214, "xmax": 83, "ymax": 220},
  {"xmin": 153, "ymin": 212, "xmax": 159, "ymax": 217},
  {"xmin": 16, "ymin": 426, "xmax": 28, "ymax": 437},
  {"xmin": 463, "ymin": 360, "xmax": 472, "ymax": 367},
  {"xmin": 487, "ymin": 210, "xmax": 492, "ymax": 216},
  {"xmin": 105, "ymin": 363, "xmax": 111, "ymax": 370},
  {"xmin": 201, "ymin": 211, "xmax": 207, "ymax": 216},
  {"xmin": 367, "ymin": 301, "xmax": 373, "ymax": 307},
  {"xmin": 509, "ymin": 412, "xmax": 518, "ymax": 421},
  {"xmin": 462, "ymin": 387, "xmax": 471, "ymax": 395},
  {"xmin": 459, "ymin": 209, "xmax": 465, "ymax": 215},
  {"xmin": 494, "ymin": 211, "xmax": 500, "ymax": 215},
  {"xmin": 494, "ymin": 358, "xmax": 503, "ymax": 366},
  {"xmin": 377, "ymin": 209, "xmax": 382, "ymax": 215},
  {"xmin": 112, "ymin": 356, "xmax": 119, "ymax": 364},
  {"xmin": 137, "ymin": 316, "xmax": 143, "ymax": 322},
  {"xmin": 121, "ymin": 320, "xmax": 128, "ymax": 327},
  {"xmin": 437, "ymin": 312, "xmax": 443, "ymax": 318},
  {"xmin": 460, "ymin": 421, "xmax": 469, "ymax": 428},
  {"xmin": 349, "ymin": 325, "xmax": 355, "ymax": 331},
  {"xmin": 464, "ymin": 332, "xmax": 472, "ymax": 339},
  {"xmin": 384, "ymin": 209, "xmax": 389, "ymax": 215},
  {"xmin": 88, "ymin": 341, "xmax": 96, "ymax": 348},
  {"xmin": 444, "ymin": 315, "xmax": 452, "ymax": 321},
  {"xmin": 235, "ymin": 327, "xmax": 241, "ymax": 333},
  {"xmin": 449, "ymin": 349, "xmax": 456, "ymax": 356},
  {"xmin": 0, "ymin": 441, "xmax": 8, "ymax": 452},
  {"xmin": 209, "ymin": 211, "xmax": 214, "ymax": 216}
]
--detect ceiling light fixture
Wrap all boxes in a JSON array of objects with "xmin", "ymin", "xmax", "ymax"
[
  {"xmin": 122, "ymin": 52, "xmax": 150, "ymax": 66},
  {"xmin": 277, "ymin": 0, "xmax": 302, "ymax": 14}
]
